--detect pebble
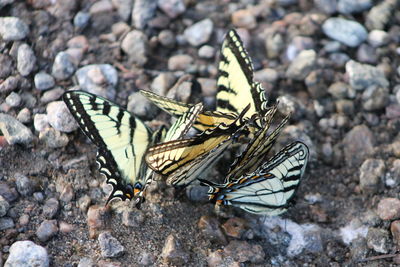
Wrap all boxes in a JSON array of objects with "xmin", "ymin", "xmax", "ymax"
[
  {"xmin": 346, "ymin": 60, "xmax": 389, "ymax": 91},
  {"xmin": 121, "ymin": 30, "xmax": 148, "ymax": 66},
  {"xmin": 127, "ymin": 92, "xmax": 158, "ymax": 120},
  {"xmin": 33, "ymin": 114, "xmax": 50, "ymax": 132},
  {"xmin": 17, "ymin": 43, "xmax": 36, "ymax": 76},
  {"xmin": 5, "ymin": 92, "xmax": 22, "ymax": 107},
  {"xmin": 168, "ymin": 54, "xmax": 193, "ymax": 71},
  {"xmin": 121, "ymin": 209, "xmax": 145, "ymax": 227},
  {"xmin": 0, "ymin": 182, "xmax": 19, "ymax": 202},
  {"xmin": 34, "ymin": 72, "xmax": 55, "ymax": 91},
  {"xmin": 356, "ymin": 44, "xmax": 377, "ymax": 64},
  {"xmin": 4, "ymin": 240, "xmax": 49, "ymax": 267},
  {"xmin": 0, "ymin": 113, "xmax": 34, "ymax": 146},
  {"xmin": 166, "ymin": 77, "xmax": 193, "ymax": 103},
  {"xmin": 0, "ymin": 217, "xmax": 14, "ymax": 230},
  {"xmin": 366, "ymin": 228, "xmax": 389, "ymax": 254},
  {"xmin": 98, "ymin": 231, "xmax": 125, "ymax": 258},
  {"xmin": 231, "ymin": 9, "xmax": 256, "ymax": 29},
  {"xmin": 36, "ymin": 219, "xmax": 58, "ymax": 242},
  {"xmin": 207, "ymin": 250, "xmax": 239, "ymax": 267},
  {"xmin": 197, "ymin": 78, "xmax": 216, "ymax": 97},
  {"xmin": 0, "ymin": 54, "xmax": 13, "ymax": 79},
  {"xmin": 265, "ymin": 32, "xmax": 284, "ymax": 59},
  {"xmin": 16, "ymin": 108, "xmax": 31, "ymax": 123},
  {"xmin": 46, "ymin": 101, "xmax": 79, "ymax": 133},
  {"xmin": 111, "ymin": 22, "xmax": 130, "ymax": 38},
  {"xmin": 89, "ymin": 0, "xmax": 113, "ymax": 14},
  {"xmin": 150, "ymin": 72, "xmax": 176, "ymax": 96},
  {"xmin": 337, "ymin": 0, "xmax": 372, "ymax": 14},
  {"xmin": 254, "ymin": 68, "xmax": 279, "ymax": 84},
  {"xmin": 33, "ymin": 191, "xmax": 44, "ymax": 203},
  {"xmin": 40, "ymin": 87, "xmax": 64, "ymax": 103},
  {"xmin": 368, "ymin": 30, "xmax": 390, "ymax": 47},
  {"xmin": 365, "ymin": 0, "xmax": 394, "ymax": 30},
  {"xmin": 42, "ymin": 197, "xmax": 59, "ymax": 219},
  {"xmin": 305, "ymin": 70, "xmax": 330, "ymax": 99},
  {"xmin": 221, "ymin": 217, "xmax": 248, "ymax": 238},
  {"xmin": 223, "ymin": 240, "xmax": 265, "ymax": 264},
  {"xmin": 322, "ymin": 18, "xmax": 367, "ymax": 47},
  {"xmin": 74, "ymin": 11, "xmax": 91, "ymax": 30},
  {"xmin": 185, "ymin": 184, "xmax": 209, "ymax": 202},
  {"xmin": 87, "ymin": 205, "xmax": 109, "ymax": 239},
  {"xmin": 390, "ymin": 220, "xmax": 400, "ymax": 247},
  {"xmin": 328, "ymin": 82, "xmax": 354, "ymax": 99},
  {"xmin": 286, "ymin": 50, "xmax": 316, "ymax": 80},
  {"xmin": 342, "ymin": 125, "xmax": 375, "ymax": 167},
  {"xmin": 113, "ymin": 0, "xmax": 132, "ymax": 21},
  {"xmin": 286, "ymin": 36, "xmax": 315, "ymax": 61},
  {"xmin": 161, "ymin": 234, "xmax": 189, "ymax": 266},
  {"xmin": 158, "ymin": 0, "xmax": 186, "ymax": 18},
  {"xmin": 0, "ymin": 195, "xmax": 9, "ymax": 217},
  {"xmin": 0, "ymin": 76, "xmax": 18, "ymax": 93},
  {"xmin": 75, "ymin": 64, "xmax": 118, "ymax": 99},
  {"xmin": 377, "ymin": 198, "xmax": 400, "ymax": 220},
  {"xmin": 138, "ymin": 252, "xmax": 155, "ymax": 266},
  {"xmin": 198, "ymin": 45, "xmax": 215, "ymax": 59},
  {"xmin": 52, "ymin": 51, "xmax": 76, "ymax": 81},
  {"xmin": 59, "ymin": 183, "xmax": 74, "ymax": 203},
  {"xmin": 20, "ymin": 92, "xmax": 36, "ymax": 108},
  {"xmin": 359, "ymin": 159, "xmax": 385, "ymax": 194},
  {"xmin": 0, "ymin": 17, "xmax": 29, "ymax": 41},
  {"xmin": 158, "ymin": 29, "xmax": 176, "ymax": 48},
  {"xmin": 314, "ymin": 0, "xmax": 337, "ymax": 14},
  {"xmin": 39, "ymin": 127, "xmax": 69, "ymax": 148},
  {"xmin": 183, "ymin": 18, "xmax": 213, "ymax": 46},
  {"xmin": 15, "ymin": 173, "xmax": 34, "ymax": 196},
  {"xmin": 277, "ymin": 95, "xmax": 306, "ymax": 120},
  {"xmin": 197, "ymin": 215, "xmax": 227, "ymax": 245},
  {"xmin": 132, "ymin": 0, "xmax": 157, "ymax": 30},
  {"xmin": 77, "ymin": 195, "xmax": 91, "ymax": 213},
  {"xmin": 19, "ymin": 213, "xmax": 29, "ymax": 226},
  {"xmin": 335, "ymin": 100, "xmax": 354, "ymax": 115},
  {"xmin": 362, "ymin": 86, "xmax": 389, "ymax": 111},
  {"xmin": 77, "ymin": 257, "xmax": 94, "ymax": 267}
]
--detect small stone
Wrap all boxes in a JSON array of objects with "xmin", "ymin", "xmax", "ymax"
[
  {"xmin": 46, "ymin": 101, "xmax": 78, "ymax": 133},
  {"xmin": 33, "ymin": 114, "xmax": 50, "ymax": 132},
  {"xmin": 127, "ymin": 92, "xmax": 158, "ymax": 120},
  {"xmin": 286, "ymin": 36, "xmax": 315, "ymax": 61},
  {"xmin": 40, "ymin": 87, "xmax": 64, "ymax": 104},
  {"xmin": 34, "ymin": 72, "xmax": 55, "ymax": 91},
  {"xmin": 157, "ymin": 0, "xmax": 185, "ymax": 18},
  {"xmin": 59, "ymin": 221, "xmax": 74, "ymax": 233},
  {"xmin": 0, "ymin": 17, "xmax": 29, "ymax": 41},
  {"xmin": 286, "ymin": 50, "xmax": 316, "ymax": 80},
  {"xmin": 183, "ymin": 18, "xmax": 213, "ymax": 46},
  {"xmin": 121, "ymin": 30, "xmax": 148, "ymax": 66},
  {"xmin": 265, "ymin": 32, "xmax": 284, "ymax": 59},
  {"xmin": 342, "ymin": 125, "xmax": 375, "ymax": 167},
  {"xmin": 391, "ymin": 220, "xmax": 400, "ymax": 247},
  {"xmin": 198, "ymin": 45, "xmax": 215, "ymax": 59},
  {"xmin": 305, "ymin": 70, "xmax": 329, "ymax": 99},
  {"xmin": 337, "ymin": 0, "xmax": 372, "ymax": 14},
  {"xmin": 166, "ymin": 76, "xmax": 193, "ymax": 103},
  {"xmin": 89, "ymin": 0, "xmax": 113, "ymax": 14},
  {"xmin": 328, "ymin": 82, "xmax": 353, "ymax": 99},
  {"xmin": 0, "ymin": 54, "xmax": 13, "ymax": 79},
  {"xmin": 4, "ymin": 241, "xmax": 49, "ymax": 267},
  {"xmin": 121, "ymin": 210, "xmax": 145, "ymax": 227},
  {"xmin": 5, "ymin": 92, "xmax": 22, "ymax": 107},
  {"xmin": 365, "ymin": 0, "xmax": 394, "ymax": 30},
  {"xmin": 139, "ymin": 252, "xmax": 155, "ymax": 266},
  {"xmin": 335, "ymin": 100, "xmax": 354, "ymax": 115},
  {"xmin": 77, "ymin": 195, "xmax": 91, "ymax": 213},
  {"xmin": 0, "ymin": 113, "xmax": 34, "ymax": 146},
  {"xmin": 221, "ymin": 217, "xmax": 248, "ymax": 238},
  {"xmin": 36, "ymin": 219, "xmax": 58, "ymax": 242},
  {"xmin": 158, "ymin": 29, "xmax": 175, "ymax": 48},
  {"xmin": 198, "ymin": 215, "xmax": 227, "ymax": 245},
  {"xmin": 0, "ymin": 76, "xmax": 18, "ymax": 93},
  {"xmin": 359, "ymin": 159, "xmax": 385, "ymax": 194},
  {"xmin": 15, "ymin": 173, "xmax": 34, "ymax": 196},
  {"xmin": 150, "ymin": 72, "xmax": 176, "ymax": 96},
  {"xmin": 322, "ymin": 17, "xmax": 367, "ymax": 47},
  {"xmin": 42, "ymin": 198, "xmax": 59, "ymax": 219},
  {"xmin": 366, "ymin": 228, "xmax": 389, "ymax": 254},
  {"xmin": 74, "ymin": 11, "xmax": 90, "ymax": 29},
  {"xmin": 52, "ymin": 51, "xmax": 76, "ymax": 81},
  {"xmin": 0, "ymin": 217, "xmax": 14, "ymax": 230},
  {"xmin": 368, "ymin": 30, "xmax": 390, "ymax": 47},
  {"xmin": 17, "ymin": 44, "xmax": 36, "ymax": 76},
  {"xmin": 0, "ymin": 195, "xmax": 10, "ymax": 217},
  {"xmin": 87, "ymin": 205, "xmax": 109, "ymax": 239},
  {"xmin": 314, "ymin": 0, "xmax": 337, "ymax": 14},
  {"xmin": 362, "ymin": 86, "xmax": 389, "ymax": 111},
  {"xmin": 377, "ymin": 198, "xmax": 400, "ymax": 221},
  {"xmin": 33, "ymin": 192, "xmax": 44, "ymax": 202},
  {"xmin": 98, "ymin": 231, "xmax": 125, "ymax": 258},
  {"xmin": 231, "ymin": 9, "xmax": 256, "ymax": 29},
  {"xmin": 197, "ymin": 78, "xmax": 216, "ymax": 97},
  {"xmin": 207, "ymin": 250, "xmax": 240, "ymax": 267},
  {"xmin": 161, "ymin": 234, "xmax": 189, "ymax": 266},
  {"xmin": 168, "ymin": 54, "xmax": 193, "ymax": 71},
  {"xmin": 0, "ymin": 182, "xmax": 19, "ymax": 202},
  {"xmin": 254, "ymin": 68, "xmax": 279, "ymax": 84},
  {"xmin": 132, "ymin": 0, "xmax": 157, "ymax": 30},
  {"xmin": 17, "ymin": 108, "xmax": 31, "ymax": 124},
  {"xmin": 346, "ymin": 60, "xmax": 389, "ymax": 91},
  {"xmin": 224, "ymin": 240, "xmax": 265, "ymax": 264},
  {"xmin": 60, "ymin": 184, "xmax": 74, "ymax": 203},
  {"xmin": 77, "ymin": 257, "xmax": 94, "ymax": 267}
]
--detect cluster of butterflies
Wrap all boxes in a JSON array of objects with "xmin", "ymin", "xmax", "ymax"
[{"xmin": 63, "ymin": 29, "xmax": 309, "ymax": 215}]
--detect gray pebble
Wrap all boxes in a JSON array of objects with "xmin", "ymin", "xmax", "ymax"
[
  {"xmin": 197, "ymin": 77, "xmax": 216, "ymax": 97},
  {"xmin": 0, "ymin": 195, "xmax": 9, "ymax": 217},
  {"xmin": 329, "ymin": 52, "xmax": 350, "ymax": 68},
  {"xmin": 33, "ymin": 192, "xmax": 44, "ymax": 203},
  {"xmin": 121, "ymin": 30, "xmax": 148, "ymax": 66},
  {"xmin": 17, "ymin": 43, "xmax": 36, "ymax": 76},
  {"xmin": 15, "ymin": 173, "xmax": 34, "ymax": 196},
  {"xmin": 337, "ymin": 0, "xmax": 372, "ymax": 14},
  {"xmin": 314, "ymin": 0, "xmax": 337, "ymax": 14},
  {"xmin": 198, "ymin": 45, "xmax": 215, "ymax": 59},
  {"xmin": 184, "ymin": 18, "xmax": 213, "ymax": 47},
  {"xmin": 139, "ymin": 252, "xmax": 155, "ymax": 266},
  {"xmin": 33, "ymin": 113, "xmax": 50, "ymax": 132},
  {"xmin": 366, "ymin": 228, "xmax": 389, "ymax": 254},
  {"xmin": 16, "ymin": 108, "xmax": 31, "ymax": 123},
  {"xmin": 40, "ymin": 87, "xmax": 64, "ymax": 104},
  {"xmin": 132, "ymin": 0, "xmax": 157, "ymax": 30},
  {"xmin": 4, "ymin": 240, "xmax": 49, "ymax": 267},
  {"xmin": 0, "ymin": 0, "xmax": 14, "ymax": 9},
  {"xmin": 322, "ymin": 17, "xmax": 367, "ymax": 47},
  {"xmin": 168, "ymin": 54, "xmax": 193, "ymax": 71},
  {"xmin": 342, "ymin": 125, "xmax": 375, "ymax": 167},
  {"xmin": 0, "ymin": 54, "xmax": 13, "ymax": 79},
  {"xmin": 77, "ymin": 195, "xmax": 91, "ymax": 213},
  {"xmin": 286, "ymin": 36, "xmax": 315, "ymax": 61},
  {"xmin": 0, "ymin": 182, "xmax": 19, "ymax": 202},
  {"xmin": 328, "ymin": 82, "xmax": 354, "ymax": 99},
  {"xmin": 161, "ymin": 234, "xmax": 189, "ymax": 266},
  {"xmin": 224, "ymin": 240, "xmax": 265, "ymax": 264},
  {"xmin": 0, "ymin": 217, "xmax": 14, "ymax": 230},
  {"xmin": 359, "ymin": 159, "xmax": 385, "ymax": 193},
  {"xmin": 158, "ymin": 29, "xmax": 176, "ymax": 48},
  {"xmin": 277, "ymin": 95, "xmax": 307, "ymax": 120},
  {"xmin": 356, "ymin": 44, "xmax": 377, "ymax": 64},
  {"xmin": 286, "ymin": 50, "xmax": 316, "ymax": 80},
  {"xmin": 113, "ymin": 0, "xmax": 133, "ymax": 21},
  {"xmin": 34, "ymin": 72, "xmax": 55, "ymax": 91},
  {"xmin": 122, "ymin": 209, "xmax": 145, "ymax": 227},
  {"xmin": 75, "ymin": 64, "xmax": 118, "ymax": 99},
  {"xmin": 52, "ymin": 51, "xmax": 76, "ymax": 81},
  {"xmin": 265, "ymin": 32, "xmax": 284, "ymax": 59},
  {"xmin": 46, "ymin": 101, "xmax": 78, "ymax": 133},
  {"xmin": 158, "ymin": 0, "xmax": 186, "ymax": 18},
  {"xmin": 0, "ymin": 113, "xmax": 34, "ymax": 146},
  {"xmin": 39, "ymin": 127, "xmax": 69, "ymax": 148},
  {"xmin": 323, "ymin": 41, "xmax": 342, "ymax": 53},
  {"xmin": 127, "ymin": 92, "xmax": 158, "ymax": 120},
  {"xmin": 185, "ymin": 185, "xmax": 209, "ymax": 202},
  {"xmin": 5, "ymin": 92, "xmax": 22, "ymax": 107},
  {"xmin": 0, "ymin": 76, "xmax": 18, "ymax": 93},
  {"xmin": 98, "ymin": 231, "xmax": 125, "ymax": 258},
  {"xmin": 231, "ymin": 9, "xmax": 256, "ymax": 29},
  {"xmin": 36, "ymin": 219, "xmax": 58, "ymax": 242},
  {"xmin": 365, "ymin": 0, "xmax": 394, "ymax": 30},
  {"xmin": 0, "ymin": 17, "xmax": 29, "ymax": 41},
  {"xmin": 42, "ymin": 197, "xmax": 59, "ymax": 219},
  {"xmin": 368, "ymin": 30, "xmax": 390, "ymax": 47},
  {"xmin": 74, "ymin": 11, "xmax": 90, "ymax": 29},
  {"xmin": 77, "ymin": 257, "xmax": 94, "ymax": 267},
  {"xmin": 346, "ymin": 60, "xmax": 389, "ymax": 91},
  {"xmin": 254, "ymin": 68, "xmax": 279, "ymax": 84},
  {"xmin": 362, "ymin": 86, "xmax": 389, "ymax": 111},
  {"xmin": 150, "ymin": 72, "xmax": 176, "ymax": 96}
]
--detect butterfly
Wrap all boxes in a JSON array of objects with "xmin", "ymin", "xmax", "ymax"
[
  {"xmin": 200, "ymin": 141, "xmax": 309, "ymax": 215},
  {"xmin": 63, "ymin": 90, "xmax": 203, "ymax": 206}
]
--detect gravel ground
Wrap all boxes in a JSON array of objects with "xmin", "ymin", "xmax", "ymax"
[{"xmin": 1, "ymin": 0, "xmax": 400, "ymax": 266}]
